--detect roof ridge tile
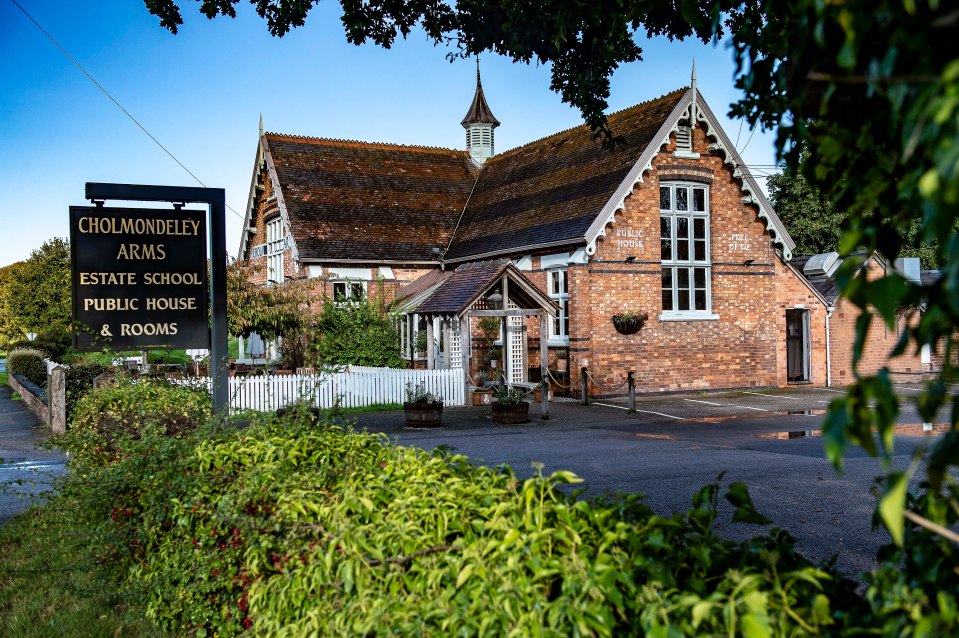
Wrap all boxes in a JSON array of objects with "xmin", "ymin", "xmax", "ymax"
[{"xmin": 264, "ymin": 132, "xmax": 465, "ymax": 155}]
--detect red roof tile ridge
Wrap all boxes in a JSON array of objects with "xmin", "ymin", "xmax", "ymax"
[
  {"xmin": 263, "ymin": 132, "xmax": 467, "ymax": 155},
  {"xmin": 483, "ymin": 87, "xmax": 688, "ymax": 165}
]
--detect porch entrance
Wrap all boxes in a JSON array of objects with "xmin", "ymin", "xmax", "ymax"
[{"xmin": 786, "ymin": 309, "xmax": 811, "ymax": 383}]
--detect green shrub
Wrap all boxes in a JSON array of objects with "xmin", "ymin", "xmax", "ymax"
[
  {"xmin": 66, "ymin": 376, "xmax": 211, "ymax": 457},
  {"xmin": 60, "ymin": 407, "xmax": 862, "ymax": 637},
  {"xmin": 7, "ymin": 347, "xmax": 48, "ymax": 387},
  {"xmin": 64, "ymin": 361, "xmax": 107, "ymax": 421},
  {"xmin": 308, "ymin": 292, "xmax": 405, "ymax": 368}
]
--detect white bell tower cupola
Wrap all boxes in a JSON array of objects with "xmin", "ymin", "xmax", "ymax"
[{"xmin": 461, "ymin": 58, "xmax": 500, "ymax": 164}]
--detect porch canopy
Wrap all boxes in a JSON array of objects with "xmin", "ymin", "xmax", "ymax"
[{"xmin": 397, "ymin": 260, "xmax": 558, "ymax": 383}]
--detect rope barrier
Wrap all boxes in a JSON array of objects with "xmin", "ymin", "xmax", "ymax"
[
  {"xmin": 583, "ymin": 369, "xmax": 630, "ymax": 393},
  {"xmin": 545, "ymin": 368, "xmax": 573, "ymax": 389}
]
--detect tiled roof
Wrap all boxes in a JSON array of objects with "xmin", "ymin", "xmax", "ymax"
[
  {"xmin": 264, "ymin": 134, "xmax": 478, "ymax": 262},
  {"xmin": 444, "ymin": 88, "xmax": 686, "ymax": 260},
  {"xmin": 790, "ymin": 255, "xmax": 841, "ymax": 304},
  {"xmin": 414, "ymin": 261, "xmax": 509, "ymax": 315},
  {"xmin": 393, "ymin": 268, "xmax": 451, "ymax": 309},
  {"xmin": 920, "ymin": 270, "xmax": 940, "ymax": 286}
]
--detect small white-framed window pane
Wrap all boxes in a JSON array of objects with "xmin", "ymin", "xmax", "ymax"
[
  {"xmin": 660, "ymin": 186, "xmax": 670, "ymax": 210},
  {"xmin": 678, "ymin": 268, "xmax": 691, "ymax": 310},
  {"xmin": 661, "ymin": 269, "xmax": 674, "ymax": 311},
  {"xmin": 693, "ymin": 188, "xmax": 706, "ymax": 212},
  {"xmin": 676, "ymin": 187, "xmax": 688, "ymax": 211},
  {"xmin": 559, "ymin": 270, "xmax": 567, "ymax": 294},
  {"xmin": 694, "ymin": 239, "xmax": 707, "ymax": 262},
  {"xmin": 333, "ymin": 282, "xmax": 347, "ymax": 301},
  {"xmin": 693, "ymin": 218, "xmax": 706, "ymax": 240},
  {"xmin": 660, "ymin": 217, "xmax": 672, "ymax": 260},
  {"xmin": 350, "ymin": 283, "xmax": 365, "ymax": 299}
]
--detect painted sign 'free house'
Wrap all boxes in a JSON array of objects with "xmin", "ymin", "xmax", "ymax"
[{"xmin": 70, "ymin": 206, "xmax": 209, "ymax": 351}]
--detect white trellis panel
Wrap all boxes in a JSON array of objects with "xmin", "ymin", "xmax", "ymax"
[
  {"xmin": 448, "ymin": 319, "xmax": 463, "ymax": 369},
  {"xmin": 507, "ymin": 301, "xmax": 526, "ymax": 383}
]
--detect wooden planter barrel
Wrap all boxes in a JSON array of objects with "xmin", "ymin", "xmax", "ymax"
[
  {"xmin": 472, "ymin": 389, "xmax": 494, "ymax": 406},
  {"xmin": 491, "ymin": 402, "xmax": 530, "ymax": 425},
  {"xmin": 404, "ymin": 402, "xmax": 443, "ymax": 427}
]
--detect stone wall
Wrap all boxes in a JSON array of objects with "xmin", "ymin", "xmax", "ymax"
[{"xmin": 8, "ymin": 373, "xmax": 48, "ymax": 425}]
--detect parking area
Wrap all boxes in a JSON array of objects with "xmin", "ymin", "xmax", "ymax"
[
  {"xmin": 590, "ymin": 382, "xmax": 944, "ymax": 424},
  {"xmin": 353, "ymin": 382, "xmax": 948, "ymax": 579}
]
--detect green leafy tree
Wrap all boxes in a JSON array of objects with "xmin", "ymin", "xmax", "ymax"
[
  {"xmin": 6, "ymin": 238, "xmax": 71, "ymax": 346},
  {"xmin": 767, "ymin": 167, "xmax": 845, "ymax": 257},
  {"xmin": 769, "ymin": 162, "xmax": 943, "ymax": 268},
  {"xmin": 308, "ymin": 288, "xmax": 405, "ymax": 368},
  {"xmin": 226, "ymin": 260, "xmax": 316, "ymax": 340},
  {"xmin": 0, "ymin": 261, "xmax": 26, "ymax": 348}
]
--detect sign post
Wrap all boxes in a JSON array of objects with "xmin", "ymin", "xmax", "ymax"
[{"xmin": 78, "ymin": 183, "xmax": 229, "ymax": 414}]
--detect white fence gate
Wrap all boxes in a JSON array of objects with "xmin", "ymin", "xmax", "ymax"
[{"xmin": 190, "ymin": 366, "xmax": 465, "ymax": 412}]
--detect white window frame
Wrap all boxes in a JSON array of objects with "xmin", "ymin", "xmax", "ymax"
[
  {"xmin": 546, "ymin": 268, "xmax": 570, "ymax": 344},
  {"xmin": 265, "ymin": 216, "xmax": 285, "ymax": 285},
  {"xmin": 331, "ymin": 279, "xmax": 367, "ymax": 303},
  {"xmin": 659, "ymin": 182, "xmax": 718, "ymax": 321}
]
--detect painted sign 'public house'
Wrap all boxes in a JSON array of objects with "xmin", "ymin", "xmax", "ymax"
[{"xmin": 70, "ymin": 206, "xmax": 209, "ymax": 351}]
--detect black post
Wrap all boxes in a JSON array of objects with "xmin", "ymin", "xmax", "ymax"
[
  {"xmin": 84, "ymin": 183, "xmax": 229, "ymax": 415},
  {"xmin": 208, "ymin": 193, "xmax": 229, "ymax": 415},
  {"xmin": 628, "ymin": 371, "xmax": 636, "ymax": 413},
  {"xmin": 581, "ymin": 366, "xmax": 589, "ymax": 406},
  {"xmin": 541, "ymin": 372, "xmax": 549, "ymax": 420}
]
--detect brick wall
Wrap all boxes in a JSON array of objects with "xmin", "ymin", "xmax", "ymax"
[
  {"xmin": 827, "ymin": 257, "xmax": 926, "ymax": 384},
  {"xmin": 567, "ymin": 123, "xmax": 784, "ymax": 394},
  {"xmin": 773, "ymin": 260, "xmax": 829, "ymax": 385}
]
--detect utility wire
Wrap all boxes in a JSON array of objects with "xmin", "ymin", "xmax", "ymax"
[{"xmin": 10, "ymin": 0, "xmax": 245, "ymax": 221}]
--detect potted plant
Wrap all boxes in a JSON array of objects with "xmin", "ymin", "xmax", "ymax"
[
  {"xmin": 413, "ymin": 330, "xmax": 428, "ymax": 358},
  {"xmin": 404, "ymin": 382, "xmax": 443, "ymax": 427},
  {"xmin": 552, "ymin": 348, "xmax": 569, "ymax": 373},
  {"xmin": 486, "ymin": 347, "xmax": 502, "ymax": 369},
  {"xmin": 491, "ymin": 385, "xmax": 529, "ymax": 424},
  {"xmin": 471, "ymin": 371, "xmax": 494, "ymax": 406},
  {"xmin": 612, "ymin": 311, "xmax": 649, "ymax": 335}
]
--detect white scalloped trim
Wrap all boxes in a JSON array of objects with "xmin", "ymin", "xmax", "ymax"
[{"xmin": 588, "ymin": 102, "xmax": 791, "ymax": 260}]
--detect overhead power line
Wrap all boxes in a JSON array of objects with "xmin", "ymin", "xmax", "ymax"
[{"xmin": 10, "ymin": 0, "xmax": 245, "ymax": 221}]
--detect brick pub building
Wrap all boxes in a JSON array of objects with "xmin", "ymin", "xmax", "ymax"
[{"xmin": 237, "ymin": 66, "xmax": 932, "ymax": 396}]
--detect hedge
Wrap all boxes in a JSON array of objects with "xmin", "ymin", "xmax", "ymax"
[
  {"xmin": 7, "ymin": 347, "xmax": 48, "ymax": 387},
  {"xmin": 55, "ymin": 380, "xmax": 959, "ymax": 636}
]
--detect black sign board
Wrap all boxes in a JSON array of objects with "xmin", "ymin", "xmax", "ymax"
[{"xmin": 70, "ymin": 206, "xmax": 209, "ymax": 351}]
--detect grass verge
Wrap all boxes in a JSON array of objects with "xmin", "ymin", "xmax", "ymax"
[
  {"xmin": 0, "ymin": 500, "xmax": 165, "ymax": 637},
  {"xmin": 337, "ymin": 402, "xmax": 403, "ymax": 414},
  {"xmin": 0, "ymin": 371, "xmax": 7, "ymax": 386}
]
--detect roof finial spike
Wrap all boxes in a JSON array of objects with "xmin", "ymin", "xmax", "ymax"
[
  {"xmin": 476, "ymin": 55, "xmax": 481, "ymax": 87},
  {"xmin": 259, "ymin": 112, "xmax": 263, "ymax": 137},
  {"xmin": 690, "ymin": 59, "xmax": 698, "ymax": 124}
]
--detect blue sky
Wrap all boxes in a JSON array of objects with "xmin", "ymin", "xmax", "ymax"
[{"xmin": 1, "ymin": 0, "xmax": 781, "ymax": 267}]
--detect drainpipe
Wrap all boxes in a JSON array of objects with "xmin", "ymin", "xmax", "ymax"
[{"xmin": 825, "ymin": 307, "xmax": 834, "ymax": 387}]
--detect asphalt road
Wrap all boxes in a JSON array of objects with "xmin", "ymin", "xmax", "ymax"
[
  {"xmin": 0, "ymin": 384, "xmax": 67, "ymax": 525},
  {"xmin": 355, "ymin": 384, "xmax": 946, "ymax": 579}
]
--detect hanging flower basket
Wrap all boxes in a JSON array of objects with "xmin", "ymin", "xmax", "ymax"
[{"xmin": 612, "ymin": 312, "xmax": 648, "ymax": 335}]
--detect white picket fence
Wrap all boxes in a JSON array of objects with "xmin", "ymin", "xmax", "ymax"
[{"xmin": 189, "ymin": 366, "xmax": 466, "ymax": 412}]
